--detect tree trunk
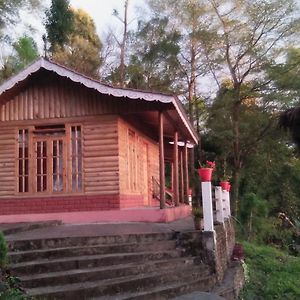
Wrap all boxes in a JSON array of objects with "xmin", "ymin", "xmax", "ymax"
[
  {"xmin": 232, "ymin": 166, "xmax": 240, "ymax": 217},
  {"xmin": 119, "ymin": 0, "xmax": 129, "ymax": 87},
  {"xmin": 232, "ymin": 90, "xmax": 242, "ymax": 216}
]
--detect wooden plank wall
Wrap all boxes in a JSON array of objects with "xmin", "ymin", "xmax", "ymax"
[
  {"xmin": 0, "ymin": 75, "xmax": 163, "ymax": 122},
  {"xmin": 118, "ymin": 117, "xmax": 159, "ymax": 203},
  {"xmin": 0, "ymin": 126, "xmax": 16, "ymax": 197},
  {"xmin": 83, "ymin": 116, "xmax": 119, "ymax": 196}
]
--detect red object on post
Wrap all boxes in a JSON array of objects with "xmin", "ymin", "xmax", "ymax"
[
  {"xmin": 198, "ymin": 168, "xmax": 213, "ymax": 182},
  {"xmin": 227, "ymin": 184, "xmax": 231, "ymax": 192},
  {"xmin": 220, "ymin": 181, "xmax": 230, "ymax": 191}
]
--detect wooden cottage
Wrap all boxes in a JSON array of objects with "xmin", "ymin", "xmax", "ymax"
[{"xmin": 0, "ymin": 58, "xmax": 198, "ymax": 221}]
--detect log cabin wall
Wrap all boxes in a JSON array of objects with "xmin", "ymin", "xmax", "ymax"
[
  {"xmin": 118, "ymin": 117, "xmax": 159, "ymax": 209},
  {"xmin": 0, "ymin": 73, "xmax": 126, "ymax": 214},
  {"xmin": 0, "ymin": 116, "xmax": 120, "ymax": 215},
  {"xmin": 0, "ymin": 72, "xmax": 165, "ymax": 214},
  {"xmin": 83, "ymin": 116, "xmax": 119, "ymax": 197},
  {"xmin": 0, "ymin": 126, "xmax": 15, "ymax": 198}
]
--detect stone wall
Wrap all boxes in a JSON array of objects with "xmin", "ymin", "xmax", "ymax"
[
  {"xmin": 176, "ymin": 217, "xmax": 244, "ymax": 299},
  {"xmin": 177, "ymin": 217, "xmax": 238, "ymax": 282},
  {"xmin": 215, "ymin": 218, "xmax": 236, "ymax": 281}
]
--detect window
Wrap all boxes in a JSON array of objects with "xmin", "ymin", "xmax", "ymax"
[
  {"xmin": 18, "ymin": 129, "xmax": 29, "ymax": 193},
  {"xmin": 36, "ymin": 140, "xmax": 47, "ymax": 192},
  {"xmin": 71, "ymin": 125, "xmax": 82, "ymax": 192},
  {"xmin": 17, "ymin": 124, "xmax": 83, "ymax": 194},
  {"xmin": 52, "ymin": 140, "xmax": 64, "ymax": 192}
]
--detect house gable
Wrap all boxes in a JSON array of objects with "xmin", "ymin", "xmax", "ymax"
[
  {"xmin": 0, "ymin": 70, "xmax": 168, "ymax": 122},
  {"xmin": 0, "ymin": 58, "xmax": 198, "ymax": 144}
]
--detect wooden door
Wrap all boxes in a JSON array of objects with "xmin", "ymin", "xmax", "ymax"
[{"xmin": 33, "ymin": 137, "xmax": 66, "ymax": 193}]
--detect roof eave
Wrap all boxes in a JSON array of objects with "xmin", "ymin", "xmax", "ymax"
[{"xmin": 0, "ymin": 57, "xmax": 198, "ymax": 144}]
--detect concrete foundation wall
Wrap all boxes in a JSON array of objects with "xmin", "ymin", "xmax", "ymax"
[{"xmin": 177, "ymin": 217, "xmax": 239, "ymax": 285}]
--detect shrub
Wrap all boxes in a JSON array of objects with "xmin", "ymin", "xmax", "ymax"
[{"xmin": 0, "ymin": 232, "xmax": 8, "ymax": 268}]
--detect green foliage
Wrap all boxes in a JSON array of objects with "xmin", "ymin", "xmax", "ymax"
[
  {"xmin": 0, "ymin": 231, "xmax": 7, "ymax": 268},
  {"xmin": 269, "ymin": 48, "xmax": 300, "ymax": 100},
  {"xmin": 116, "ymin": 16, "xmax": 182, "ymax": 92},
  {"xmin": 45, "ymin": 0, "xmax": 74, "ymax": 52},
  {"xmin": 13, "ymin": 36, "xmax": 38, "ymax": 67},
  {"xmin": 52, "ymin": 8, "xmax": 102, "ymax": 78},
  {"xmin": 240, "ymin": 242, "xmax": 300, "ymax": 299},
  {"xmin": 0, "ymin": 35, "xmax": 38, "ymax": 82},
  {"xmin": 0, "ymin": 287, "xmax": 34, "ymax": 300}
]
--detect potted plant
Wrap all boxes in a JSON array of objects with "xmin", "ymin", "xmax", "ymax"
[
  {"xmin": 192, "ymin": 207, "xmax": 203, "ymax": 230},
  {"xmin": 220, "ymin": 174, "xmax": 230, "ymax": 191},
  {"xmin": 198, "ymin": 160, "xmax": 215, "ymax": 182},
  {"xmin": 220, "ymin": 161, "xmax": 231, "ymax": 191}
]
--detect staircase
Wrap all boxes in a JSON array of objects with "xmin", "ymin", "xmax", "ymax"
[{"xmin": 7, "ymin": 230, "xmax": 217, "ymax": 299}]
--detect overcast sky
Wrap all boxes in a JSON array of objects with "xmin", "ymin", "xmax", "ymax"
[{"xmin": 70, "ymin": 0, "xmax": 146, "ymax": 36}]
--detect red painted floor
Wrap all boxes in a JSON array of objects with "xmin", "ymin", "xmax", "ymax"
[{"xmin": 0, "ymin": 205, "xmax": 192, "ymax": 224}]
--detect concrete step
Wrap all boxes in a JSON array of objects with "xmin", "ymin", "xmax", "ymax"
[
  {"xmin": 8, "ymin": 232, "xmax": 174, "ymax": 251},
  {"xmin": 93, "ymin": 275, "xmax": 217, "ymax": 300},
  {"xmin": 11, "ymin": 250, "xmax": 181, "ymax": 275},
  {"xmin": 9, "ymin": 240, "xmax": 177, "ymax": 263},
  {"xmin": 20, "ymin": 256, "xmax": 200, "ymax": 288},
  {"xmin": 0, "ymin": 220, "xmax": 62, "ymax": 236},
  {"xmin": 26, "ymin": 265, "xmax": 213, "ymax": 299}
]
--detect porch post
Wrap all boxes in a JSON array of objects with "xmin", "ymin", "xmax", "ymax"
[
  {"xmin": 201, "ymin": 182, "xmax": 214, "ymax": 231},
  {"xmin": 215, "ymin": 186, "xmax": 224, "ymax": 223},
  {"xmin": 222, "ymin": 189, "xmax": 231, "ymax": 218},
  {"xmin": 171, "ymin": 163, "xmax": 174, "ymax": 191},
  {"xmin": 159, "ymin": 111, "xmax": 165, "ymax": 209},
  {"xmin": 173, "ymin": 131, "xmax": 179, "ymax": 206},
  {"xmin": 222, "ymin": 190, "xmax": 228, "ymax": 218},
  {"xmin": 225, "ymin": 190, "xmax": 231, "ymax": 217},
  {"xmin": 184, "ymin": 142, "xmax": 189, "ymax": 204},
  {"xmin": 180, "ymin": 149, "xmax": 184, "ymax": 203}
]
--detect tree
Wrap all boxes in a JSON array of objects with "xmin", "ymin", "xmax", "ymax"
[
  {"xmin": 45, "ymin": 0, "xmax": 74, "ymax": 53},
  {"xmin": 13, "ymin": 36, "xmax": 39, "ymax": 68},
  {"xmin": 111, "ymin": 0, "xmax": 130, "ymax": 87},
  {"xmin": 146, "ymin": 0, "xmax": 214, "ymax": 120},
  {"xmin": 0, "ymin": 0, "xmax": 42, "ymax": 35},
  {"xmin": 202, "ymin": 0, "xmax": 299, "ymax": 215},
  {"xmin": 124, "ymin": 16, "xmax": 181, "ymax": 92},
  {"xmin": 0, "ymin": 35, "xmax": 38, "ymax": 82},
  {"xmin": 51, "ymin": 8, "xmax": 102, "ymax": 78},
  {"xmin": 0, "ymin": 0, "xmax": 41, "ymax": 67}
]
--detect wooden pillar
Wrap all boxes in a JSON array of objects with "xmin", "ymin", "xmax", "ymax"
[
  {"xmin": 180, "ymin": 148, "xmax": 184, "ymax": 203},
  {"xmin": 184, "ymin": 142, "xmax": 189, "ymax": 204},
  {"xmin": 171, "ymin": 162, "xmax": 174, "ymax": 191},
  {"xmin": 173, "ymin": 131, "xmax": 179, "ymax": 206},
  {"xmin": 159, "ymin": 111, "xmax": 165, "ymax": 209}
]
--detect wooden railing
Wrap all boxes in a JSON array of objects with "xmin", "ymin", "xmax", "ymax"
[{"xmin": 152, "ymin": 177, "xmax": 174, "ymax": 206}]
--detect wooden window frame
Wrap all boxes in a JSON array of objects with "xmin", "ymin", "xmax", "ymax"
[
  {"xmin": 16, "ymin": 123, "xmax": 84, "ymax": 196},
  {"xmin": 17, "ymin": 128, "xmax": 30, "ymax": 193}
]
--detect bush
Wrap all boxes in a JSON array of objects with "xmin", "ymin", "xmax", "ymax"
[{"xmin": 0, "ymin": 232, "xmax": 8, "ymax": 268}]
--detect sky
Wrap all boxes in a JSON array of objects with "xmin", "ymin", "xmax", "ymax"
[
  {"xmin": 70, "ymin": 0, "xmax": 146, "ymax": 37},
  {"xmin": 16, "ymin": 0, "xmax": 147, "ymax": 51}
]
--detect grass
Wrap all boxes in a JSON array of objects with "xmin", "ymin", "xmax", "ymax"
[{"xmin": 240, "ymin": 242, "xmax": 300, "ymax": 300}]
